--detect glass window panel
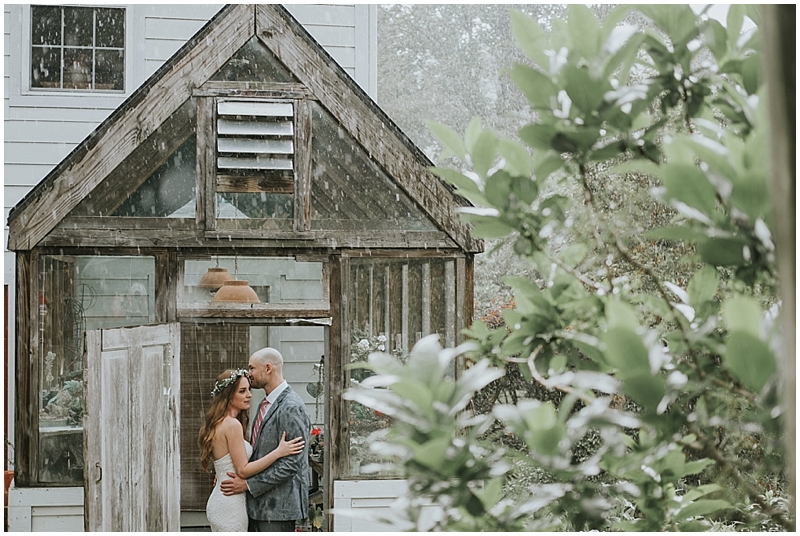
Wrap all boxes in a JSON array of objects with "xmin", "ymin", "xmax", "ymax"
[
  {"xmin": 95, "ymin": 49, "xmax": 124, "ymax": 90},
  {"xmin": 31, "ymin": 6, "xmax": 62, "ymax": 46},
  {"xmin": 346, "ymin": 257, "xmax": 454, "ymax": 477},
  {"xmin": 95, "ymin": 7, "xmax": 125, "ymax": 48},
  {"xmin": 183, "ymin": 256, "xmax": 324, "ymax": 304},
  {"xmin": 217, "ymin": 192, "xmax": 293, "ymax": 220},
  {"xmin": 114, "ymin": 136, "xmax": 197, "ymax": 217},
  {"xmin": 30, "ymin": 6, "xmax": 124, "ymax": 92},
  {"xmin": 212, "ymin": 36, "xmax": 298, "ymax": 83},
  {"xmin": 63, "ymin": 48, "xmax": 93, "ymax": 90},
  {"xmin": 63, "ymin": 7, "xmax": 93, "ymax": 47},
  {"xmin": 309, "ymin": 103, "xmax": 438, "ymax": 232},
  {"xmin": 31, "ymin": 47, "xmax": 61, "ymax": 88},
  {"xmin": 37, "ymin": 255, "xmax": 155, "ymax": 484}
]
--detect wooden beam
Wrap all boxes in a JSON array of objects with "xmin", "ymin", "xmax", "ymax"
[
  {"xmin": 197, "ymin": 97, "xmax": 215, "ymax": 229},
  {"xmin": 7, "ymin": 4, "xmax": 254, "ymax": 251},
  {"xmin": 14, "ymin": 252, "xmax": 36, "ymax": 486},
  {"xmin": 177, "ymin": 302, "xmax": 330, "ymax": 319},
  {"xmin": 294, "ymin": 98, "xmax": 313, "ymax": 232},
  {"xmin": 193, "ymin": 81, "xmax": 314, "ymax": 99},
  {"xmin": 255, "ymin": 6, "xmax": 482, "ymax": 253}
]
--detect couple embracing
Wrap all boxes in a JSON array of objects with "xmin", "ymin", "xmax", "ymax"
[{"xmin": 199, "ymin": 348, "xmax": 311, "ymax": 532}]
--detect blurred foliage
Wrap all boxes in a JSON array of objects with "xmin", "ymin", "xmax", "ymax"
[{"xmin": 347, "ymin": 4, "xmax": 793, "ymax": 532}]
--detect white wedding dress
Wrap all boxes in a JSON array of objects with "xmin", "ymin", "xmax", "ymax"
[{"xmin": 206, "ymin": 441, "xmax": 252, "ymax": 532}]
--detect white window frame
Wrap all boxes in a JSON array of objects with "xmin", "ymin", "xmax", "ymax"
[{"xmin": 8, "ymin": 4, "xmax": 140, "ymax": 108}]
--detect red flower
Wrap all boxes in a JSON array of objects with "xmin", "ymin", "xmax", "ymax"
[{"xmin": 311, "ymin": 427, "xmax": 322, "ymax": 436}]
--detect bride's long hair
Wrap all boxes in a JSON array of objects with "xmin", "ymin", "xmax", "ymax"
[{"xmin": 198, "ymin": 369, "xmax": 251, "ymax": 473}]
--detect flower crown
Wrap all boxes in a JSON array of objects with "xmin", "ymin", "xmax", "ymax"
[{"xmin": 211, "ymin": 369, "xmax": 250, "ymax": 397}]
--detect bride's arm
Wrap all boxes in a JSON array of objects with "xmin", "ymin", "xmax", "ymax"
[{"xmin": 227, "ymin": 424, "xmax": 305, "ymax": 479}]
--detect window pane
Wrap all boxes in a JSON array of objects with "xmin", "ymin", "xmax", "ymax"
[
  {"xmin": 346, "ymin": 257, "xmax": 455, "ymax": 476},
  {"xmin": 38, "ymin": 255, "xmax": 156, "ymax": 484},
  {"xmin": 63, "ymin": 7, "xmax": 93, "ymax": 47},
  {"xmin": 218, "ymin": 192, "xmax": 293, "ymax": 219},
  {"xmin": 63, "ymin": 48, "xmax": 92, "ymax": 89},
  {"xmin": 96, "ymin": 7, "xmax": 125, "ymax": 48},
  {"xmin": 183, "ymin": 256, "xmax": 324, "ymax": 304},
  {"xmin": 31, "ymin": 6, "xmax": 62, "ymax": 46},
  {"xmin": 31, "ymin": 47, "xmax": 61, "ymax": 88},
  {"xmin": 95, "ymin": 49, "xmax": 124, "ymax": 90},
  {"xmin": 114, "ymin": 136, "xmax": 197, "ymax": 217}
]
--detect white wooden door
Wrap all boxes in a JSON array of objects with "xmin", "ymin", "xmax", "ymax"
[{"xmin": 84, "ymin": 324, "xmax": 180, "ymax": 531}]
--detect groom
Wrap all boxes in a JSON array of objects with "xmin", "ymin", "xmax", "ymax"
[{"xmin": 221, "ymin": 347, "xmax": 311, "ymax": 531}]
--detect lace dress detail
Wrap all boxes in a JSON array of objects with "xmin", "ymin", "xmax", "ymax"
[{"xmin": 206, "ymin": 441, "xmax": 252, "ymax": 532}]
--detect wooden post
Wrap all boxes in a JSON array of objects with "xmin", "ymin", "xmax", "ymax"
[
  {"xmin": 763, "ymin": 3, "xmax": 796, "ymax": 509},
  {"xmin": 421, "ymin": 262, "xmax": 431, "ymax": 337}
]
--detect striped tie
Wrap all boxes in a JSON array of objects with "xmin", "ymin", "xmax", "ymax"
[{"xmin": 251, "ymin": 397, "xmax": 269, "ymax": 446}]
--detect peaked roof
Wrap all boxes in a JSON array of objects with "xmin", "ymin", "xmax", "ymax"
[{"xmin": 7, "ymin": 4, "xmax": 481, "ymax": 253}]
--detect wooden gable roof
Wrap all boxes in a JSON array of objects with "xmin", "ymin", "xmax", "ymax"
[{"xmin": 6, "ymin": 4, "xmax": 482, "ymax": 253}]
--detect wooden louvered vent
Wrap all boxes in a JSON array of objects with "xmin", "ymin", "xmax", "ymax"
[{"xmin": 216, "ymin": 100, "xmax": 295, "ymax": 193}]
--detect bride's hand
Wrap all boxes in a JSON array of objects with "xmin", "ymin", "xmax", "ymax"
[{"xmin": 276, "ymin": 431, "xmax": 305, "ymax": 457}]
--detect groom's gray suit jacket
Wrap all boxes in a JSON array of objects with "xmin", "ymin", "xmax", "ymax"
[{"xmin": 246, "ymin": 385, "xmax": 311, "ymax": 522}]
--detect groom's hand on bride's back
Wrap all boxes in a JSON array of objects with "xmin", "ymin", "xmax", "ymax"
[{"xmin": 220, "ymin": 471, "xmax": 248, "ymax": 495}]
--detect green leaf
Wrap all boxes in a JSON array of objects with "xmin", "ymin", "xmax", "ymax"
[
  {"xmin": 471, "ymin": 220, "xmax": 515, "ymax": 239},
  {"xmin": 464, "ymin": 117, "xmax": 483, "ymax": 153},
  {"xmin": 621, "ymin": 371, "xmax": 665, "ymax": 411},
  {"xmin": 497, "ymin": 139, "xmax": 533, "ymax": 178},
  {"xmin": 603, "ymin": 327, "xmax": 650, "ymax": 376},
  {"xmin": 391, "ymin": 379, "xmax": 433, "ymax": 411},
  {"xmin": 722, "ymin": 295, "xmax": 762, "ymax": 337},
  {"xmin": 605, "ymin": 299, "xmax": 640, "ymax": 330},
  {"xmin": 660, "ymin": 164, "xmax": 718, "ymax": 219},
  {"xmin": 697, "ymin": 238, "xmax": 747, "ymax": 267},
  {"xmin": 510, "ymin": 10, "xmax": 549, "ymax": 68},
  {"xmin": 511, "ymin": 64, "xmax": 557, "ymax": 110},
  {"xmin": 471, "ymin": 130, "xmax": 497, "ymax": 178},
  {"xmin": 427, "ymin": 122, "xmax": 466, "ymax": 161},
  {"xmin": 676, "ymin": 499, "xmax": 733, "ymax": 522},
  {"xmin": 687, "ymin": 266, "xmax": 718, "ymax": 309},
  {"xmin": 567, "ymin": 4, "xmax": 601, "ymax": 59},
  {"xmin": 412, "ymin": 436, "xmax": 450, "ymax": 469},
  {"xmin": 533, "ymin": 150, "xmax": 564, "ymax": 180},
  {"xmin": 683, "ymin": 483, "xmax": 723, "ymax": 502},
  {"xmin": 725, "ymin": 332, "xmax": 775, "ymax": 392},
  {"xmin": 563, "ymin": 65, "xmax": 605, "ymax": 113},
  {"xmin": 520, "ymin": 124, "xmax": 558, "ymax": 151},
  {"xmin": 430, "ymin": 167, "xmax": 481, "ymax": 195},
  {"xmin": 704, "ymin": 19, "xmax": 728, "ymax": 60},
  {"xmin": 726, "ymin": 4, "xmax": 744, "ymax": 44},
  {"xmin": 485, "ymin": 170, "xmax": 512, "ymax": 208}
]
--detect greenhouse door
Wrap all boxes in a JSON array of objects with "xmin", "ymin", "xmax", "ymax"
[{"xmin": 84, "ymin": 324, "xmax": 181, "ymax": 531}]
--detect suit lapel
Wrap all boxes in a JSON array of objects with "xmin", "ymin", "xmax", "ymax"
[{"xmin": 257, "ymin": 386, "xmax": 291, "ymax": 439}]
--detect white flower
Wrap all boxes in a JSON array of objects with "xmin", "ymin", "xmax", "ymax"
[
  {"xmin": 378, "ymin": 345, "xmax": 385, "ymax": 352},
  {"xmin": 358, "ymin": 339, "xmax": 370, "ymax": 349},
  {"xmin": 377, "ymin": 335, "xmax": 387, "ymax": 342}
]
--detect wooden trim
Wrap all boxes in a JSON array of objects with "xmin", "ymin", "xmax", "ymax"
[
  {"xmin": 41, "ymin": 227, "xmax": 455, "ymax": 250},
  {"xmin": 8, "ymin": 4, "xmax": 254, "ymax": 251},
  {"xmin": 255, "ymin": 5, "xmax": 482, "ymax": 253},
  {"xmin": 401, "ymin": 264, "xmax": 409, "ymax": 354},
  {"xmin": 294, "ymin": 98, "xmax": 313, "ymax": 232},
  {"xmin": 83, "ymin": 329, "xmax": 102, "ymax": 531},
  {"xmin": 177, "ymin": 302, "xmax": 331, "ymax": 319},
  {"xmin": 326, "ymin": 255, "xmax": 347, "ymax": 511},
  {"xmin": 193, "ymin": 81, "xmax": 314, "ymax": 99},
  {"xmin": 15, "ymin": 252, "xmax": 36, "ymax": 486},
  {"xmin": 216, "ymin": 174, "xmax": 294, "ymax": 194},
  {"xmin": 421, "ymin": 262, "xmax": 431, "ymax": 336},
  {"xmin": 197, "ymin": 97, "xmax": 215, "ymax": 229},
  {"xmin": 444, "ymin": 260, "xmax": 456, "ymax": 348},
  {"xmin": 155, "ymin": 252, "xmax": 178, "ymax": 324}
]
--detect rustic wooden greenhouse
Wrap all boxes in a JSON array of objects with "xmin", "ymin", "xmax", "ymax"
[{"xmin": 6, "ymin": 4, "xmax": 481, "ymax": 531}]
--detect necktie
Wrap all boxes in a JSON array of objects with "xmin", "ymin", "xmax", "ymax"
[{"xmin": 251, "ymin": 397, "xmax": 269, "ymax": 446}]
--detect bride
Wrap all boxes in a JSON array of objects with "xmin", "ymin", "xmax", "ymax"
[{"xmin": 199, "ymin": 369, "xmax": 304, "ymax": 532}]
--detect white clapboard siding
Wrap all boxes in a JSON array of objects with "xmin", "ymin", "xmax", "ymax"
[
  {"xmin": 333, "ymin": 480, "xmax": 440, "ymax": 532},
  {"xmin": 7, "ymin": 487, "xmax": 84, "ymax": 532}
]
